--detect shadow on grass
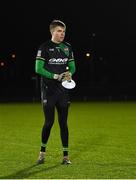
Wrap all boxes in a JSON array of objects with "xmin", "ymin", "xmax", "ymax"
[{"xmin": 0, "ymin": 163, "xmax": 61, "ymax": 179}]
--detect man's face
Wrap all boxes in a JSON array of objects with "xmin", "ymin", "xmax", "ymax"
[{"xmin": 51, "ymin": 26, "xmax": 65, "ymax": 43}]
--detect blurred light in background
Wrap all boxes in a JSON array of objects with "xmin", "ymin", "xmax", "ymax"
[
  {"xmin": 11, "ymin": 53, "xmax": 16, "ymax": 59},
  {"xmin": 86, "ymin": 53, "xmax": 91, "ymax": 57},
  {"xmin": 0, "ymin": 61, "xmax": 5, "ymax": 67}
]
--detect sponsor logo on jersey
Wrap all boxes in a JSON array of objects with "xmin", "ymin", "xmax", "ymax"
[
  {"xmin": 37, "ymin": 50, "xmax": 41, "ymax": 57},
  {"xmin": 49, "ymin": 58, "xmax": 68, "ymax": 64},
  {"xmin": 49, "ymin": 48, "xmax": 54, "ymax": 51}
]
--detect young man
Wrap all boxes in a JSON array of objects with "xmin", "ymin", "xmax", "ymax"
[{"xmin": 35, "ymin": 20, "xmax": 76, "ymax": 164}]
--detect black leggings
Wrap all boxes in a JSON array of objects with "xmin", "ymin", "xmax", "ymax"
[{"xmin": 41, "ymin": 92, "xmax": 69, "ymax": 147}]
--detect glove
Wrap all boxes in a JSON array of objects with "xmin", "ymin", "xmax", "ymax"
[{"xmin": 53, "ymin": 71, "xmax": 72, "ymax": 82}]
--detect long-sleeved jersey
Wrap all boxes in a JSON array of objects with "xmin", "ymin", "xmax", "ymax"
[{"xmin": 35, "ymin": 40, "xmax": 76, "ymax": 92}]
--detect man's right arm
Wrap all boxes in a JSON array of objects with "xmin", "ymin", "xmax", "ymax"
[
  {"xmin": 35, "ymin": 58, "xmax": 54, "ymax": 79},
  {"xmin": 35, "ymin": 58, "xmax": 66, "ymax": 81}
]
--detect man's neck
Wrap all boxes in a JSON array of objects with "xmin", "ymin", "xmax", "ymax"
[{"xmin": 51, "ymin": 38, "xmax": 61, "ymax": 44}]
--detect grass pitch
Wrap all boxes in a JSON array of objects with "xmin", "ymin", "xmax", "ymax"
[{"xmin": 0, "ymin": 101, "xmax": 136, "ymax": 179}]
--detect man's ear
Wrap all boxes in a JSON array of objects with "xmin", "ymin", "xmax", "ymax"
[{"xmin": 50, "ymin": 29, "xmax": 53, "ymax": 35}]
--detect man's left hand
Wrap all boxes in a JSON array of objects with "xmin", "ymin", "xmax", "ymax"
[{"xmin": 62, "ymin": 71, "xmax": 72, "ymax": 82}]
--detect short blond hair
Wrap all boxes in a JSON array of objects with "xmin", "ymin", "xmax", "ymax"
[{"xmin": 49, "ymin": 20, "xmax": 66, "ymax": 33}]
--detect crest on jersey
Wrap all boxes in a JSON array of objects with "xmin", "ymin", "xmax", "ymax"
[{"xmin": 64, "ymin": 48, "xmax": 69, "ymax": 51}]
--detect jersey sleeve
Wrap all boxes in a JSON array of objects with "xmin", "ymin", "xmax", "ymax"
[
  {"xmin": 67, "ymin": 45, "xmax": 76, "ymax": 75},
  {"xmin": 35, "ymin": 44, "xmax": 54, "ymax": 79},
  {"xmin": 36, "ymin": 45, "xmax": 46, "ymax": 61},
  {"xmin": 68, "ymin": 49, "xmax": 74, "ymax": 62},
  {"xmin": 35, "ymin": 60, "xmax": 54, "ymax": 79}
]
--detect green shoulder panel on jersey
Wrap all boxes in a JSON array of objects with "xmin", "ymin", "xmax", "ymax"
[
  {"xmin": 59, "ymin": 42, "xmax": 72, "ymax": 57},
  {"xmin": 63, "ymin": 41, "xmax": 71, "ymax": 46}
]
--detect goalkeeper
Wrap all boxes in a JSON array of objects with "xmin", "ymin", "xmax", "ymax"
[{"xmin": 35, "ymin": 20, "xmax": 76, "ymax": 165}]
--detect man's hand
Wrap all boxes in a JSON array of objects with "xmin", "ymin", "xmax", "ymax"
[
  {"xmin": 53, "ymin": 71, "xmax": 72, "ymax": 82},
  {"xmin": 62, "ymin": 71, "xmax": 72, "ymax": 82}
]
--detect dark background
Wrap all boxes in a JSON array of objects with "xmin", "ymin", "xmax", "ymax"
[{"xmin": 0, "ymin": 0, "xmax": 135, "ymax": 102}]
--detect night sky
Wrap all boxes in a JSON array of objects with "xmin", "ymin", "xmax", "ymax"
[{"xmin": 0, "ymin": 0, "xmax": 135, "ymax": 101}]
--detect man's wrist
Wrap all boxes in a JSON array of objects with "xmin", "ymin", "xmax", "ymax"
[
  {"xmin": 53, "ymin": 74, "xmax": 59, "ymax": 80},
  {"xmin": 69, "ymin": 72, "xmax": 72, "ymax": 77}
]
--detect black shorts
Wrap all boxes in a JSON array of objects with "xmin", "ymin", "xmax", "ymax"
[{"xmin": 41, "ymin": 81, "xmax": 70, "ymax": 107}]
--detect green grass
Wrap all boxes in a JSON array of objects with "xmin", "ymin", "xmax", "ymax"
[{"xmin": 0, "ymin": 101, "xmax": 136, "ymax": 179}]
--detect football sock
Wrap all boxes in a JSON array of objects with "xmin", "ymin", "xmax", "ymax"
[
  {"xmin": 40, "ymin": 143, "xmax": 46, "ymax": 152},
  {"xmin": 63, "ymin": 147, "xmax": 68, "ymax": 156}
]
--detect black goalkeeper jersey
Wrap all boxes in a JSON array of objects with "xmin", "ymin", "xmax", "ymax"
[{"xmin": 36, "ymin": 40, "xmax": 74, "ymax": 92}]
